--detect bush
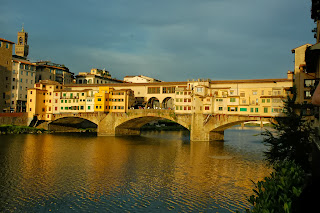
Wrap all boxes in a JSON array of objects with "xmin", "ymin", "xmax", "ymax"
[{"xmin": 246, "ymin": 161, "xmax": 306, "ymax": 213}]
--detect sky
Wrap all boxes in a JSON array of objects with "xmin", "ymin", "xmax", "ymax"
[{"xmin": 0, "ymin": 0, "xmax": 316, "ymax": 82}]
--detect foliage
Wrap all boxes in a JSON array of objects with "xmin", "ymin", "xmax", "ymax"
[
  {"xmin": 246, "ymin": 161, "xmax": 306, "ymax": 213},
  {"xmin": 0, "ymin": 125, "xmax": 46, "ymax": 134},
  {"xmin": 262, "ymin": 87, "xmax": 314, "ymax": 172}
]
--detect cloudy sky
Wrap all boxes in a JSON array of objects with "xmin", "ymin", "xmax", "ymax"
[{"xmin": 0, "ymin": 0, "xmax": 315, "ymax": 81}]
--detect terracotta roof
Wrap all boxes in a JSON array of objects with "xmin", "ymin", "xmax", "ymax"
[
  {"xmin": 13, "ymin": 59, "xmax": 34, "ymax": 66},
  {"xmin": 0, "ymin": 38, "xmax": 15, "ymax": 44}
]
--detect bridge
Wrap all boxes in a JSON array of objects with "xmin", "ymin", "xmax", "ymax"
[{"xmin": 37, "ymin": 109, "xmax": 273, "ymax": 141}]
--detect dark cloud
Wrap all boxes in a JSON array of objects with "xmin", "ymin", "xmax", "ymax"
[{"xmin": 0, "ymin": 0, "xmax": 315, "ymax": 81}]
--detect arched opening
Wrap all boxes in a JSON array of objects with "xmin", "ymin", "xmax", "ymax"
[
  {"xmin": 49, "ymin": 117, "xmax": 97, "ymax": 133},
  {"xmin": 84, "ymin": 79, "xmax": 88, "ymax": 84},
  {"xmin": 146, "ymin": 97, "xmax": 160, "ymax": 109},
  {"xmin": 88, "ymin": 79, "xmax": 92, "ymax": 84},
  {"xmin": 115, "ymin": 116, "xmax": 189, "ymax": 135},
  {"xmin": 78, "ymin": 79, "xmax": 83, "ymax": 84},
  {"xmin": 162, "ymin": 97, "xmax": 174, "ymax": 109}
]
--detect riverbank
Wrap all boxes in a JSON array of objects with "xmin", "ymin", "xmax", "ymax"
[{"xmin": 0, "ymin": 125, "xmax": 47, "ymax": 134}]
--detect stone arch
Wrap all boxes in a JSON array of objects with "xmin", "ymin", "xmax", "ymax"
[
  {"xmin": 207, "ymin": 117, "xmax": 271, "ymax": 132},
  {"xmin": 84, "ymin": 79, "xmax": 88, "ymax": 84},
  {"xmin": 88, "ymin": 79, "xmax": 92, "ymax": 84},
  {"xmin": 146, "ymin": 97, "xmax": 160, "ymax": 109},
  {"xmin": 162, "ymin": 97, "xmax": 174, "ymax": 109},
  {"xmin": 48, "ymin": 116, "xmax": 98, "ymax": 132},
  {"xmin": 78, "ymin": 79, "xmax": 83, "ymax": 84},
  {"xmin": 115, "ymin": 115, "xmax": 189, "ymax": 135}
]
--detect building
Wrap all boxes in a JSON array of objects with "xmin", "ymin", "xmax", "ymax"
[
  {"xmin": 10, "ymin": 56, "xmax": 36, "ymax": 112},
  {"xmin": 27, "ymin": 80, "xmax": 64, "ymax": 121},
  {"xmin": 15, "ymin": 26, "xmax": 29, "ymax": 58},
  {"xmin": 35, "ymin": 61, "xmax": 74, "ymax": 85},
  {"xmin": 60, "ymin": 89, "xmax": 97, "ymax": 113},
  {"xmin": 0, "ymin": 38, "xmax": 14, "ymax": 112},
  {"xmin": 75, "ymin": 68, "xmax": 123, "ymax": 84},
  {"xmin": 123, "ymin": 75, "xmax": 163, "ymax": 83},
  {"xmin": 93, "ymin": 86, "xmax": 135, "ymax": 112},
  {"xmin": 291, "ymin": 44, "xmax": 315, "ymax": 104}
]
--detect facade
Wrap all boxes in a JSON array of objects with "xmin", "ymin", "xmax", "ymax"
[
  {"xmin": 123, "ymin": 75, "xmax": 163, "ymax": 83},
  {"xmin": 27, "ymin": 81, "xmax": 135, "ymax": 121},
  {"xmin": 35, "ymin": 61, "xmax": 74, "ymax": 85},
  {"xmin": 62, "ymin": 76, "xmax": 293, "ymax": 117},
  {"xmin": 27, "ymin": 80, "xmax": 64, "ymax": 121},
  {"xmin": 75, "ymin": 68, "xmax": 123, "ymax": 84},
  {"xmin": 10, "ymin": 57, "xmax": 36, "ymax": 112},
  {"xmin": 291, "ymin": 44, "xmax": 315, "ymax": 103},
  {"xmin": 0, "ymin": 38, "xmax": 14, "ymax": 112}
]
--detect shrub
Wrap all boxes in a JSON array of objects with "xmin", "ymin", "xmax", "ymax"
[{"xmin": 246, "ymin": 161, "xmax": 306, "ymax": 213}]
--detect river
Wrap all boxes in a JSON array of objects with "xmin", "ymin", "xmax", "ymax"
[{"xmin": 0, "ymin": 127, "xmax": 271, "ymax": 212}]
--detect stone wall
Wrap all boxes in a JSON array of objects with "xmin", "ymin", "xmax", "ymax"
[{"xmin": 0, "ymin": 113, "xmax": 29, "ymax": 126}]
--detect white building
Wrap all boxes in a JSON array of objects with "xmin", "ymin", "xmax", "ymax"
[
  {"xmin": 123, "ymin": 75, "xmax": 163, "ymax": 83},
  {"xmin": 10, "ymin": 56, "xmax": 36, "ymax": 112}
]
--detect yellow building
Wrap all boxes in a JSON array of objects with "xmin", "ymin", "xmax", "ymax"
[
  {"xmin": 94, "ymin": 86, "xmax": 135, "ymax": 113},
  {"xmin": 27, "ymin": 80, "xmax": 63, "ymax": 121},
  {"xmin": 94, "ymin": 86, "xmax": 111, "ymax": 112},
  {"xmin": 109, "ymin": 89, "xmax": 135, "ymax": 112}
]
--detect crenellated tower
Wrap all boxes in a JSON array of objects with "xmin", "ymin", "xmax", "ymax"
[{"xmin": 15, "ymin": 25, "xmax": 29, "ymax": 58}]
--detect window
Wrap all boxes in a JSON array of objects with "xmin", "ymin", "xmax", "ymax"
[
  {"xmin": 262, "ymin": 99, "xmax": 265, "ymax": 103},
  {"xmin": 147, "ymin": 87, "xmax": 160, "ymax": 94},
  {"xmin": 30, "ymin": 91, "xmax": 32, "ymax": 94},
  {"xmin": 255, "ymin": 108, "xmax": 259, "ymax": 113},
  {"xmin": 80, "ymin": 106, "xmax": 84, "ymax": 110},
  {"xmin": 205, "ymin": 106, "xmax": 210, "ymax": 110},
  {"xmin": 264, "ymin": 107, "xmax": 268, "ymax": 113},
  {"xmin": 250, "ymin": 108, "xmax": 254, "ymax": 113},
  {"xmin": 304, "ymin": 91, "xmax": 312, "ymax": 99},
  {"xmin": 240, "ymin": 108, "xmax": 247, "ymax": 112},
  {"xmin": 30, "ymin": 99, "xmax": 32, "ymax": 102},
  {"xmin": 252, "ymin": 90, "xmax": 257, "ymax": 95},
  {"xmin": 196, "ymin": 87, "xmax": 203, "ymax": 92},
  {"xmin": 261, "ymin": 90, "xmax": 264, "ymax": 95},
  {"xmin": 267, "ymin": 99, "xmax": 270, "ymax": 103},
  {"xmin": 98, "ymin": 98, "xmax": 101, "ymax": 101},
  {"xmin": 163, "ymin": 87, "xmax": 175, "ymax": 93},
  {"xmin": 230, "ymin": 98, "xmax": 236, "ymax": 102},
  {"xmin": 20, "ymin": 71, "xmax": 23, "ymax": 75},
  {"xmin": 219, "ymin": 107, "xmax": 223, "ymax": 111},
  {"xmin": 88, "ymin": 106, "xmax": 91, "ymax": 110},
  {"xmin": 304, "ymin": 79, "xmax": 316, "ymax": 87},
  {"xmin": 6, "ymin": 43, "xmax": 9, "ymax": 48},
  {"xmin": 61, "ymin": 107, "xmax": 63, "ymax": 110},
  {"xmin": 240, "ymin": 92, "xmax": 245, "ymax": 97}
]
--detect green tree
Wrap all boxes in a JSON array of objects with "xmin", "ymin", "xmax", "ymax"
[{"xmin": 262, "ymin": 87, "xmax": 314, "ymax": 172}]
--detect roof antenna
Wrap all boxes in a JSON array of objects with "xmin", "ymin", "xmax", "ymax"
[{"xmin": 21, "ymin": 23, "xmax": 25, "ymax": 32}]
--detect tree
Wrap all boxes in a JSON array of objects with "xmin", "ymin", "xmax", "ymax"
[{"xmin": 262, "ymin": 87, "xmax": 314, "ymax": 173}]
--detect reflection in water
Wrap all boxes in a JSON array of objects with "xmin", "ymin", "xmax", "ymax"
[{"xmin": 0, "ymin": 127, "xmax": 271, "ymax": 212}]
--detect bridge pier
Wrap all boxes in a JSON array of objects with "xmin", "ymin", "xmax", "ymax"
[
  {"xmin": 209, "ymin": 131, "xmax": 225, "ymax": 141},
  {"xmin": 190, "ymin": 113, "xmax": 225, "ymax": 141}
]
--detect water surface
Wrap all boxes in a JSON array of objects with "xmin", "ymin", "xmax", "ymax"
[{"xmin": 0, "ymin": 127, "xmax": 271, "ymax": 212}]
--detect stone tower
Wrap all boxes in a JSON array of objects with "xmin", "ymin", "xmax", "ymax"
[{"xmin": 15, "ymin": 25, "xmax": 29, "ymax": 58}]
